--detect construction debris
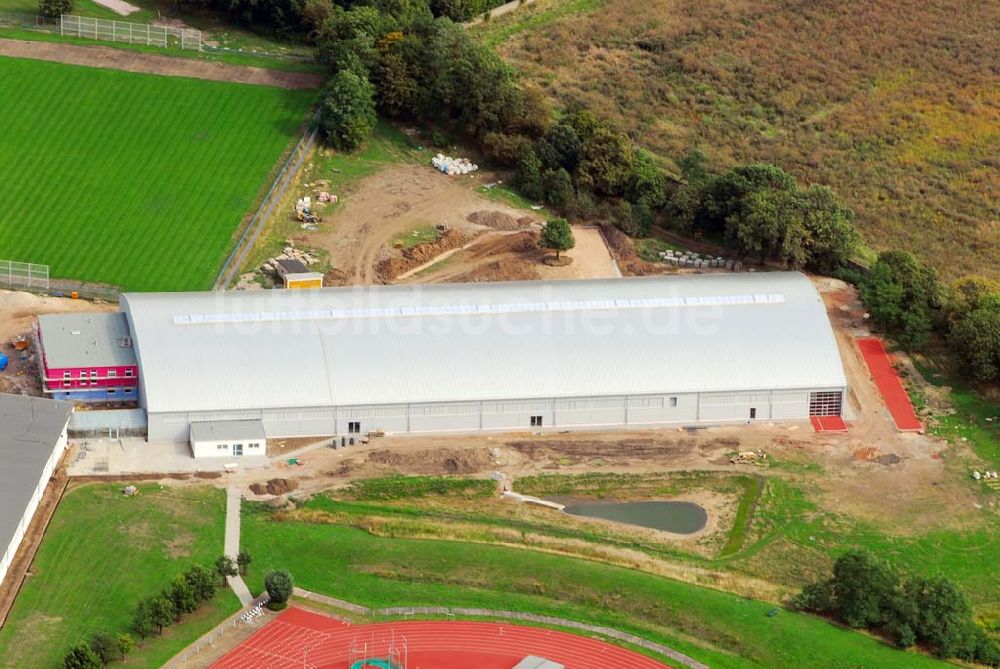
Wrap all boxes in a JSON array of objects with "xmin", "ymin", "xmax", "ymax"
[
  {"xmin": 657, "ymin": 249, "xmax": 742, "ymax": 271},
  {"xmin": 730, "ymin": 450, "xmax": 766, "ymax": 464},
  {"xmin": 121, "ymin": 485, "xmax": 139, "ymax": 497},
  {"xmin": 432, "ymin": 154, "xmax": 478, "ymax": 175}
]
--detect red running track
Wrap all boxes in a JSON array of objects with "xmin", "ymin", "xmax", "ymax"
[
  {"xmin": 856, "ymin": 337, "xmax": 922, "ymax": 432},
  {"xmin": 810, "ymin": 415, "xmax": 848, "ymax": 433},
  {"xmin": 211, "ymin": 607, "xmax": 671, "ymax": 669}
]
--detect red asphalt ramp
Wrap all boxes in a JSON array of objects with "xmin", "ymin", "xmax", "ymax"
[
  {"xmin": 856, "ymin": 337, "xmax": 922, "ymax": 432},
  {"xmin": 811, "ymin": 415, "xmax": 848, "ymax": 433},
  {"xmin": 212, "ymin": 607, "xmax": 672, "ymax": 669}
]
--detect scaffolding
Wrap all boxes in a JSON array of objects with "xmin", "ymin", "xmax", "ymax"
[{"xmin": 348, "ymin": 630, "xmax": 408, "ymax": 669}]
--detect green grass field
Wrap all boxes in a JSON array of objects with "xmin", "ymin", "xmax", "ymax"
[
  {"xmin": 241, "ymin": 502, "xmax": 951, "ymax": 669},
  {"xmin": 0, "ymin": 57, "xmax": 314, "ymax": 291},
  {"xmin": 0, "ymin": 483, "xmax": 238, "ymax": 668}
]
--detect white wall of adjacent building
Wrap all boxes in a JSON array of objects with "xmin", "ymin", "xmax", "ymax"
[{"xmin": 0, "ymin": 425, "xmax": 68, "ymax": 588}]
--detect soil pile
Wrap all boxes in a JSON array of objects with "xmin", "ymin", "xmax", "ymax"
[
  {"xmin": 377, "ymin": 229, "xmax": 468, "ymax": 280},
  {"xmin": 250, "ymin": 478, "xmax": 299, "ymax": 495},
  {"xmin": 467, "ymin": 210, "xmax": 537, "ymax": 231},
  {"xmin": 599, "ymin": 224, "xmax": 665, "ymax": 276},
  {"xmin": 366, "ymin": 448, "xmax": 494, "ymax": 475}
]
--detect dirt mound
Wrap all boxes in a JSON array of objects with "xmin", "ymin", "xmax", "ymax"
[
  {"xmin": 467, "ymin": 210, "xmax": 537, "ymax": 231},
  {"xmin": 599, "ymin": 224, "xmax": 665, "ymax": 276},
  {"xmin": 250, "ymin": 478, "xmax": 299, "ymax": 496},
  {"xmin": 366, "ymin": 448, "xmax": 494, "ymax": 475},
  {"xmin": 448, "ymin": 259, "xmax": 540, "ymax": 283},
  {"xmin": 377, "ymin": 229, "xmax": 469, "ymax": 280}
]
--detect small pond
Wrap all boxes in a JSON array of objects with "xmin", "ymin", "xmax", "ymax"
[{"xmin": 562, "ymin": 500, "xmax": 708, "ymax": 535}]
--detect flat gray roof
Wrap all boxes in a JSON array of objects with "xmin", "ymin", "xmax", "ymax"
[
  {"xmin": 276, "ymin": 258, "xmax": 309, "ymax": 274},
  {"xmin": 190, "ymin": 419, "xmax": 266, "ymax": 443},
  {"xmin": 0, "ymin": 394, "xmax": 73, "ymax": 564},
  {"xmin": 514, "ymin": 658, "xmax": 564, "ymax": 669},
  {"xmin": 38, "ymin": 313, "xmax": 136, "ymax": 369}
]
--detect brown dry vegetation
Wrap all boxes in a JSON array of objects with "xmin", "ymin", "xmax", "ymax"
[{"xmin": 487, "ymin": 0, "xmax": 1000, "ymax": 279}]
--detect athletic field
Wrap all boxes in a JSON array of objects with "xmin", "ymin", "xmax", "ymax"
[{"xmin": 0, "ymin": 57, "xmax": 314, "ymax": 291}]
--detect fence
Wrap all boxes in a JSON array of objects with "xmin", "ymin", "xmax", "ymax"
[
  {"xmin": 213, "ymin": 113, "xmax": 321, "ymax": 289},
  {"xmin": 59, "ymin": 14, "xmax": 202, "ymax": 50},
  {"xmin": 0, "ymin": 259, "xmax": 49, "ymax": 290},
  {"xmin": 0, "ymin": 11, "xmax": 56, "ymax": 31}
]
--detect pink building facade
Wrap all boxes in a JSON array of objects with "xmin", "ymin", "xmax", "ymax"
[{"xmin": 34, "ymin": 313, "xmax": 139, "ymax": 403}]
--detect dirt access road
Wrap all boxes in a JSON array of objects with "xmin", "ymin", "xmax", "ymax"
[{"xmin": 0, "ymin": 39, "xmax": 323, "ymax": 89}]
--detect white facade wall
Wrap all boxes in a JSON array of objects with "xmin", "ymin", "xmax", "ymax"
[
  {"xmin": 190, "ymin": 436, "xmax": 265, "ymax": 459},
  {"xmin": 148, "ymin": 387, "xmax": 845, "ymax": 443},
  {"xmin": 0, "ymin": 426, "xmax": 67, "ymax": 588}
]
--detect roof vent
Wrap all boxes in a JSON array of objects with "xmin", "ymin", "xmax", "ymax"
[
  {"xmin": 119, "ymin": 337, "xmax": 133, "ymax": 348},
  {"xmin": 70, "ymin": 330, "xmax": 81, "ymax": 335}
]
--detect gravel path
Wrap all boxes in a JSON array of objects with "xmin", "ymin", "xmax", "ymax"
[{"xmin": 0, "ymin": 39, "xmax": 324, "ymax": 89}]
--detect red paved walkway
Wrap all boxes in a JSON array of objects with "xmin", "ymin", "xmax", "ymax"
[
  {"xmin": 857, "ymin": 337, "xmax": 922, "ymax": 432},
  {"xmin": 211, "ymin": 607, "xmax": 671, "ymax": 669},
  {"xmin": 810, "ymin": 415, "xmax": 848, "ymax": 433}
]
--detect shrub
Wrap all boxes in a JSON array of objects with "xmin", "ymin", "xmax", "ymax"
[
  {"xmin": 38, "ymin": 0, "xmax": 72, "ymax": 18},
  {"xmin": 264, "ymin": 570, "xmax": 294, "ymax": 608},
  {"xmin": 319, "ymin": 70, "xmax": 377, "ymax": 152},
  {"xmin": 62, "ymin": 643, "xmax": 100, "ymax": 669}
]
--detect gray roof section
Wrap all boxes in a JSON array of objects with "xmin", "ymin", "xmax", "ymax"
[
  {"xmin": 0, "ymin": 394, "xmax": 73, "ymax": 562},
  {"xmin": 190, "ymin": 420, "xmax": 266, "ymax": 443},
  {"xmin": 38, "ymin": 313, "xmax": 136, "ymax": 369},
  {"xmin": 276, "ymin": 258, "xmax": 309, "ymax": 274},
  {"xmin": 121, "ymin": 273, "xmax": 848, "ymax": 414}
]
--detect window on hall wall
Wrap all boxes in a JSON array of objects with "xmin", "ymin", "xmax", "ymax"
[
  {"xmin": 348, "ymin": 421, "xmax": 361, "ymax": 434},
  {"xmin": 217, "ymin": 444, "xmax": 228, "ymax": 451},
  {"xmin": 670, "ymin": 397, "xmax": 678, "ymax": 407},
  {"xmin": 79, "ymin": 370, "xmax": 87, "ymax": 378},
  {"xmin": 530, "ymin": 415, "xmax": 543, "ymax": 427},
  {"xmin": 63, "ymin": 382, "xmax": 70, "ymax": 388},
  {"xmin": 90, "ymin": 370, "xmax": 97, "ymax": 377},
  {"xmin": 63, "ymin": 371, "xmax": 70, "ymax": 379},
  {"xmin": 108, "ymin": 370, "xmax": 117, "ymax": 377},
  {"xmin": 125, "ymin": 369, "xmax": 134, "ymax": 377}
]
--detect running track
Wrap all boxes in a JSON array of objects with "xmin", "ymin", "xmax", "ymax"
[
  {"xmin": 211, "ymin": 607, "xmax": 671, "ymax": 669},
  {"xmin": 857, "ymin": 337, "xmax": 922, "ymax": 432}
]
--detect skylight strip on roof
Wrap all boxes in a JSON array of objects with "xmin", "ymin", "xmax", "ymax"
[{"xmin": 170, "ymin": 293, "xmax": 786, "ymax": 326}]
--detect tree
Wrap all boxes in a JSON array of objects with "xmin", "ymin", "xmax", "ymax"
[
  {"xmin": 536, "ymin": 122, "xmax": 581, "ymax": 172},
  {"xmin": 39, "ymin": 0, "xmax": 72, "ymax": 17},
  {"xmin": 148, "ymin": 596, "xmax": 176, "ymax": 635},
  {"xmin": 319, "ymin": 70, "xmax": 377, "ymax": 151},
  {"xmin": 237, "ymin": 550, "xmax": 253, "ymax": 576},
  {"xmin": 575, "ymin": 125, "xmax": 635, "ymax": 197},
  {"xmin": 166, "ymin": 574, "xmax": 197, "ymax": 620},
  {"xmin": 185, "ymin": 564, "xmax": 217, "ymax": 603},
  {"xmin": 215, "ymin": 555, "xmax": 238, "ymax": 586},
  {"xmin": 115, "ymin": 633, "xmax": 135, "ymax": 663},
  {"xmin": 626, "ymin": 149, "xmax": 668, "ymax": 210},
  {"xmin": 828, "ymin": 550, "xmax": 899, "ymax": 628},
  {"xmin": 132, "ymin": 599, "xmax": 156, "ymax": 640},
  {"xmin": 515, "ymin": 146, "xmax": 544, "ymax": 202},
  {"xmin": 63, "ymin": 643, "xmax": 101, "ymax": 669},
  {"xmin": 905, "ymin": 577, "xmax": 978, "ymax": 659},
  {"xmin": 542, "ymin": 168, "xmax": 575, "ymax": 209},
  {"xmin": 861, "ymin": 251, "xmax": 941, "ymax": 350},
  {"xmin": 88, "ymin": 632, "xmax": 117, "ymax": 666},
  {"xmin": 538, "ymin": 218, "xmax": 575, "ymax": 260},
  {"xmin": 264, "ymin": 570, "xmax": 294, "ymax": 609},
  {"xmin": 949, "ymin": 299, "xmax": 1000, "ymax": 383}
]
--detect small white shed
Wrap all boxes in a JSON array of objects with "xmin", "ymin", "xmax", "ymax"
[
  {"xmin": 513, "ymin": 657, "xmax": 565, "ymax": 669},
  {"xmin": 189, "ymin": 419, "xmax": 266, "ymax": 458}
]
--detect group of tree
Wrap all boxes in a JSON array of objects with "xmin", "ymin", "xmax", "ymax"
[
  {"xmin": 130, "ymin": 554, "xmax": 247, "ymax": 642},
  {"xmin": 669, "ymin": 156, "xmax": 858, "ymax": 273},
  {"xmin": 38, "ymin": 0, "xmax": 73, "ymax": 18},
  {"xmin": 63, "ymin": 633, "xmax": 133, "ymax": 669},
  {"xmin": 857, "ymin": 252, "xmax": 1000, "ymax": 385},
  {"xmin": 795, "ymin": 550, "xmax": 1000, "ymax": 665}
]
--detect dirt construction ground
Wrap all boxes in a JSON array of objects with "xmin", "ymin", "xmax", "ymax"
[
  {"xmin": 0, "ymin": 39, "xmax": 324, "ymax": 89},
  {"xmin": 302, "ymin": 164, "xmax": 621, "ymax": 285}
]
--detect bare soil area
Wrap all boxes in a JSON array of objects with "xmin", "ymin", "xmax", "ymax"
[
  {"xmin": 301, "ymin": 164, "xmax": 621, "ymax": 286},
  {"xmin": 0, "ymin": 39, "xmax": 323, "ymax": 89}
]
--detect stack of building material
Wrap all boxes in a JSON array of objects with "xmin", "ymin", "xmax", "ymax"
[{"xmin": 432, "ymin": 154, "xmax": 478, "ymax": 175}]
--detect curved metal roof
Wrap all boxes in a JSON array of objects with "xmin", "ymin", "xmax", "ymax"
[{"xmin": 121, "ymin": 273, "xmax": 847, "ymax": 414}]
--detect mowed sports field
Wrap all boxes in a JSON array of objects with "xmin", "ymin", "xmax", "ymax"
[{"xmin": 0, "ymin": 57, "xmax": 315, "ymax": 291}]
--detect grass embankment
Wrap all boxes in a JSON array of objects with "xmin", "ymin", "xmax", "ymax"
[
  {"xmin": 479, "ymin": 0, "xmax": 1000, "ymax": 281},
  {"xmin": 0, "ymin": 484, "xmax": 238, "ymax": 669},
  {"xmin": 242, "ymin": 492, "xmax": 950, "ymax": 669},
  {"xmin": 0, "ymin": 57, "xmax": 314, "ymax": 290}
]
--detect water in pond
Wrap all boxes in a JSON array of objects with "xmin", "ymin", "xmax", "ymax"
[{"xmin": 563, "ymin": 500, "xmax": 708, "ymax": 534}]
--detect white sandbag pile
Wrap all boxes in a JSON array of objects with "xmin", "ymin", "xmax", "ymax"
[{"xmin": 432, "ymin": 154, "xmax": 478, "ymax": 175}]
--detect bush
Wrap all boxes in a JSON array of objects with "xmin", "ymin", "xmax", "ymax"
[
  {"xmin": 264, "ymin": 570, "xmax": 294, "ymax": 606},
  {"xmin": 63, "ymin": 642, "xmax": 100, "ymax": 669},
  {"xmin": 88, "ymin": 632, "xmax": 117, "ymax": 666},
  {"xmin": 38, "ymin": 0, "xmax": 72, "ymax": 18}
]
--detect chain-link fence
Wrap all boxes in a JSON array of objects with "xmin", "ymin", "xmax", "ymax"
[
  {"xmin": 213, "ymin": 113, "xmax": 321, "ymax": 289},
  {"xmin": 59, "ymin": 14, "xmax": 202, "ymax": 50},
  {"xmin": 0, "ymin": 259, "xmax": 49, "ymax": 290},
  {"xmin": 0, "ymin": 11, "xmax": 57, "ymax": 31}
]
